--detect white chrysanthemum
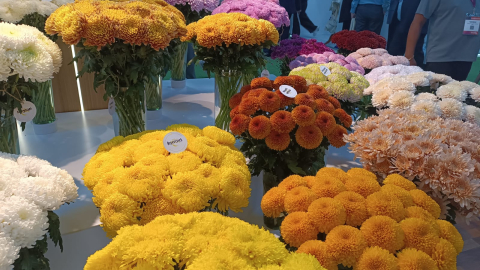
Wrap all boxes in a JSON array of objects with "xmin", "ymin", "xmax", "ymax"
[
  {"xmin": 38, "ymin": 166, "xmax": 78, "ymax": 204},
  {"xmin": 464, "ymin": 105, "xmax": 480, "ymax": 125},
  {"xmin": 0, "ymin": 234, "xmax": 20, "ymax": 270},
  {"xmin": 415, "ymin": 92, "xmax": 438, "ymax": 102},
  {"xmin": 469, "ymin": 87, "xmax": 480, "ymax": 102},
  {"xmin": 0, "ymin": 196, "xmax": 48, "ymax": 248},
  {"xmin": 438, "ymin": 98, "xmax": 465, "ymax": 120},
  {"xmin": 389, "ymin": 78, "xmax": 416, "ymax": 92},
  {"xmin": 12, "ymin": 177, "xmax": 66, "ymax": 211},
  {"xmin": 431, "ymin": 73, "xmax": 453, "ymax": 85},
  {"xmin": 0, "ymin": 48, "xmax": 12, "ymax": 81},
  {"xmin": 411, "ymin": 100, "xmax": 440, "ymax": 116},
  {"xmin": 51, "ymin": 0, "xmax": 74, "ymax": 6},
  {"xmin": 458, "ymin": 80, "xmax": 479, "ymax": 91},
  {"xmin": 405, "ymin": 72, "xmax": 431, "ymax": 87},
  {"xmin": 388, "ymin": 90, "xmax": 415, "ymax": 109},
  {"xmin": 372, "ymin": 88, "xmax": 393, "ymax": 108},
  {"xmin": 34, "ymin": 32, "xmax": 62, "ymax": 74},
  {"xmin": 437, "ymin": 84, "xmax": 468, "ymax": 101},
  {"xmin": 0, "ymin": 1, "xmax": 34, "ymax": 23},
  {"xmin": 16, "ymin": 155, "xmax": 51, "ymax": 177},
  {"xmin": 35, "ymin": 1, "xmax": 58, "ymax": 16},
  {"xmin": 447, "ymin": 81, "xmax": 471, "ymax": 92}
]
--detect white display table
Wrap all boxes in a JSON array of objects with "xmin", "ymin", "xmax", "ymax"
[{"xmin": 17, "ymin": 78, "xmax": 360, "ymax": 269}]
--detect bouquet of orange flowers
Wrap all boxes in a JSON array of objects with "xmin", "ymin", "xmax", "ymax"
[{"xmin": 182, "ymin": 12, "xmax": 279, "ymax": 129}]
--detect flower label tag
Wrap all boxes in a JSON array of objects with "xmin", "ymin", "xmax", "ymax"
[
  {"xmin": 108, "ymin": 98, "xmax": 115, "ymax": 115},
  {"xmin": 320, "ymin": 66, "xmax": 331, "ymax": 76},
  {"xmin": 261, "ymin": 69, "xmax": 270, "ymax": 78},
  {"xmin": 163, "ymin": 132, "xmax": 188, "ymax": 154},
  {"xmin": 279, "ymin": 85, "xmax": 297, "ymax": 98},
  {"xmin": 14, "ymin": 101, "xmax": 36, "ymax": 122}
]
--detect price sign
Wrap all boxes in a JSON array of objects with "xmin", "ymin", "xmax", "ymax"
[
  {"xmin": 14, "ymin": 101, "xmax": 36, "ymax": 122},
  {"xmin": 279, "ymin": 85, "xmax": 297, "ymax": 98},
  {"xmin": 320, "ymin": 66, "xmax": 331, "ymax": 76},
  {"xmin": 163, "ymin": 132, "xmax": 188, "ymax": 154}
]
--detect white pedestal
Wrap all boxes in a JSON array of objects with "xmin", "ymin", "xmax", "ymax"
[
  {"xmin": 33, "ymin": 121, "xmax": 57, "ymax": 135},
  {"xmin": 170, "ymin": 79, "xmax": 186, "ymax": 89},
  {"xmin": 146, "ymin": 109, "xmax": 162, "ymax": 120}
]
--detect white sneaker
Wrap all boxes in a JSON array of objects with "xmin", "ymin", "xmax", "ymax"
[{"xmin": 312, "ymin": 27, "xmax": 320, "ymax": 37}]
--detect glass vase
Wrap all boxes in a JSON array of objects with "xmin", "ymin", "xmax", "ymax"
[
  {"xmin": 114, "ymin": 89, "xmax": 145, "ymax": 137},
  {"xmin": 171, "ymin": 42, "xmax": 188, "ymax": 89},
  {"xmin": 32, "ymin": 80, "xmax": 55, "ymax": 125},
  {"xmin": 146, "ymin": 76, "xmax": 162, "ymax": 111},
  {"xmin": 0, "ymin": 115, "xmax": 20, "ymax": 154},
  {"xmin": 214, "ymin": 70, "xmax": 242, "ymax": 130},
  {"xmin": 241, "ymin": 72, "xmax": 258, "ymax": 87}
]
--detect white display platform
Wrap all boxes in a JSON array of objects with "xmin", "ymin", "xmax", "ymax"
[{"xmin": 16, "ymin": 78, "xmax": 361, "ymax": 269}]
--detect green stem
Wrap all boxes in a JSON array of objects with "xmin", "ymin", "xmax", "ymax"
[
  {"xmin": 32, "ymin": 80, "xmax": 56, "ymax": 125},
  {"xmin": 241, "ymin": 72, "xmax": 258, "ymax": 87},
  {"xmin": 171, "ymin": 42, "xmax": 188, "ymax": 81},
  {"xmin": 214, "ymin": 70, "xmax": 242, "ymax": 130},
  {"xmin": 0, "ymin": 107, "xmax": 19, "ymax": 154},
  {"xmin": 146, "ymin": 77, "xmax": 162, "ymax": 111},
  {"xmin": 115, "ymin": 92, "xmax": 145, "ymax": 137}
]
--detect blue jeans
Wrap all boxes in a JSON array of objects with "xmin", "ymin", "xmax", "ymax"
[{"xmin": 354, "ymin": 4, "xmax": 384, "ymax": 35}]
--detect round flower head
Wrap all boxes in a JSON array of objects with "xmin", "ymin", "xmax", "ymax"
[
  {"xmin": 230, "ymin": 106, "xmax": 241, "ymax": 119},
  {"xmin": 347, "ymin": 168, "xmax": 377, "ymax": 180},
  {"xmin": 372, "ymin": 88, "xmax": 394, "ymax": 108},
  {"xmin": 281, "ymin": 252, "xmax": 327, "ymax": 269},
  {"xmin": 297, "ymin": 240, "xmax": 338, "ymax": 270},
  {"xmin": 0, "ymin": 234, "xmax": 20, "ymax": 269},
  {"xmin": 431, "ymin": 238, "xmax": 457, "ymax": 270},
  {"xmin": 294, "ymin": 93, "xmax": 317, "ymax": 110},
  {"xmin": 307, "ymin": 197, "xmax": 346, "ymax": 233},
  {"xmin": 381, "ymin": 184, "xmax": 415, "ymax": 208},
  {"xmin": 400, "ymin": 218, "xmax": 440, "ymax": 256},
  {"xmin": 245, "ymin": 88, "xmax": 269, "ymax": 99},
  {"xmin": 281, "ymin": 212, "xmax": 318, "ymax": 247},
  {"xmin": 344, "ymin": 175, "xmax": 381, "ymax": 198},
  {"xmin": 354, "ymin": 246, "xmax": 398, "ymax": 270},
  {"xmin": 310, "ymin": 178, "xmax": 346, "ymax": 198},
  {"xmin": 326, "ymin": 125, "xmax": 347, "ymax": 148},
  {"xmin": 437, "ymin": 84, "xmax": 468, "ymax": 101},
  {"xmin": 239, "ymin": 97, "xmax": 259, "ymax": 115},
  {"xmin": 365, "ymin": 192, "xmax": 405, "ymax": 222},
  {"xmin": 464, "ymin": 105, "xmax": 480, "ymax": 125},
  {"xmin": 437, "ymin": 98, "xmax": 464, "ymax": 120},
  {"xmin": 397, "ymin": 248, "xmax": 439, "ymax": 270},
  {"xmin": 278, "ymin": 175, "xmax": 308, "ymax": 191},
  {"xmin": 230, "ymin": 114, "xmax": 251, "ymax": 135},
  {"xmin": 259, "ymin": 91, "xmax": 281, "ymax": 112},
  {"xmin": 229, "ymin": 93, "xmax": 243, "ymax": 109},
  {"xmin": 470, "ymin": 87, "xmax": 480, "ymax": 102},
  {"xmin": 333, "ymin": 109, "xmax": 352, "ymax": 128},
  {"xmin": 240, "ymin": 85, "xmax": 252, "ymax": 94},
  {"xmin": 410, "ymin": 100, "xmax": 440, "ymax": 116},
  {"xmin": 409, "ymin": 189, "xmax": 441, "ymax": 219},
  {"xmin": 261, "ymin": 187, "xmax": 286, "ymax": 218},
  {"xmin": 307, "ymin": 85, "xmax": 330, "ymax": 99},
  {"xmin": 334, "ymin": 191, "xmax": 368, "ymax": 227},
  {"xmin": 303, "ymin": 176, "xmax": 319, "ymax": 189},
  {"xmin": 325, "ymin": 225, "xmax": 367, "ymax": 268},
  {"xmin": 382, "ymin": 174, "xmax": 416, "ymax": 191},
  {"xmin": 315, "ymin": 112, "xmax": 337, "ymax": 136},
  {"xmin": 405, "ymin": 206, "xmax": 438, "ymax": 227},
  {"xmin": 265, "ymin": 131, "xmax": 291, "ymax": 151},
  {"xmin": 316, "ymin": 167, "xmax": 351, "ymax": 184},
  {"xmin": 315, "ymin": 99, "xmax": 336, "ymax": 114},
  {"xmin": 295, "ymin": 125, "xmax": 323, "ymax": 149},
  {"xmin": 284, "ymin": 186, "xmax": 318, "ymax": 213},
  {"xmin": 251, "ymin": 77, "xmax": 273, "ymax": 90},
  {"xmin": 327, "ymin": 96, "xmax": 341, "ymax": 109},
  {"xmin": 387, "ymin": 90, "xmax": 415, "ymax": 109},
  {"xmin": 436, "ymin": 220, "xmax": 463, "ymax": 254},
  {"xmin": 292, "ymin": 105, "xmax": 316, "ymax": 126},
  {"xmin": 273, "ymin": 76, "xmax": 295, "ymax": 90},
  {"xmin": 270, "ymin": 111, "xmax": 296, "ymax": 134},
  {"xmin": 248, "ymin": 115, "xmax": 271, "ymax": 139},
  {"xmin": 290, "ymin": 75, "xmax": 308, "ymax": 93},
  {"xmin": 275, "ymin": 89, "xmax": 295, "ymax": 107},
  {"xmin": 360, "ymin": 215, "xmax": 405, "ymax": 253},
  {"xmin": 415, "ymin": 92, "xmax": 439, "ymax": 102}
]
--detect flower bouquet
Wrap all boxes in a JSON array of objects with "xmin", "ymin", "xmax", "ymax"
[
  {"xmin": 345, "ymin": 109, "xmax": 480, "ymax": 222},
  {"xmin": 85, "ymin": 212, "xmax": 325, "ymax": 270},
  {"xmin": 165, "ymin": 0, "xmax": 219, "ymax": 88},
  {"xmin": 271, "ymin": 35, "xmax": 334, "ymax": 76},
  {"xmin": 0, "ymin": 152, "xmax": 78, "ymax": 270},
  {"xmin": 289, "ymin": 63, "xmax": 371, "ymax": 120},
  {"xmin": 0, "ymin": 22, "xmax": 62, "ymax": 154},
  {"xmin": 365, "ymin": 65, "xmax": 424, "ymax": 85},
  {"xmin": 331, "ymin": 30, "xmax": 386, "ymax": 56},
  {"xmin": 83, "ymin": 124, "xmax": 251, "ymax": 237},
  {"xmin": 46, "ymin": 0, "xmax": 187, "ymax": 136},
  {"xmin": 262, "ymin": 167, "xmax": 463, "ymax": 270},
  {"xmin": 182, "ymin": 12, "xmax": 278, "ymax": 129},
  {"xmin": 348, "ymin": 48, "xmax": 410, "ymax": 74},
  {"xmin": 289, "ymin": 52, "xmax": 365, "ymax": 75}
]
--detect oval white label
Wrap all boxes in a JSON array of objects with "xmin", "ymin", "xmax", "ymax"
[
  {"xmin": 261, "ymin": 69, "xmax": 270, "ymax": 78},
  {"xmin": 108, "ymin": 98, "xmax": 115, "ymax": 116},
  {"xmin": 320, "ymin": 66, "xmax": 331, "ymax": 76},
  {"xmin": 163, "ymin": 131, "xmax": 188, "ymax": 154},
  {"xmin": 279, "ymin": 85, "xmax": 298, "ymax": 98},
  {"xmin": 14, "ymin": 101, "xmax": 36, "ymax": 122}
]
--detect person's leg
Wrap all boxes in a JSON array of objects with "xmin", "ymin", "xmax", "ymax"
[
  {"xmin": 186, "ymin": 43, "xmax": 196, "ymax": 79},
  {"xmin": 387, "ymin": 6, "xmax": 402, "ymax": 54},
  {"xmin": 368, "ymin": 5, "xmax": 384, "ymax": 35},
  {"xmin": 354, "ymin": 5, "xmax": 368, "ymax": 32},
  {"xmin": 292, "ymin": 13, "xmax": 301, "ymax": 36},
  {"xmin": 414, "ymin": 33, "xmax": 426, "ymax": 69},
  {"xmin": 453, "ymin": 62, "xmax": 473, "ymax": 81},
  {"xmin": 342, "ymin": 18, "xmax": 352, "ymax": 30},
  {"xmin": 298, "ymin": 0, "xmax": 317, "ymax": 33}
]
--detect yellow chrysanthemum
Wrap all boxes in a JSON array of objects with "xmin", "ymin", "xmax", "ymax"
[
  {"xmin": 431, "ymin": 238, "xmax": 457, "ymax": 270},
  {"xmin": 167, "ymin": 123, "xmax": 203, "ymax": 137},
  {"xmin": 344, "ymin": 175, "xmax": 381, "ymax": 198},
  {"xmin": 382, "ymin": 174, "xmax": 417, "ymax": 191},
  {"xmin": 326, "ymin": 225, "xmax": 367, "ymax": 268},
  {"xmin": 436, "ymin": 220, "xmax": 464, "ymax": 255},
  {"xmin": 278, "ymin": 175, "xmax": 308, "ymax": 191},
  {"xmin": 308, "ymin": 198, "xmax": 346, "ymax": 234},
  {"xmin": 304, "ymin": 176, "xmax": 318, "ymax": 188},
  {"xmin": 316, "ymin": 167, "xmax": 351, "ymax": 184},
  {"xmin": 99, "ymin": 193, "xmax": 141, "ymax": 237},
  {"xmin": 284, "ymin": 186, "xmax": 318, "ymax": 213},
  {"xmin": 310, "ymin": 178, "xmax": 347, "ymax": 198},
  {"xmin": 381, "ymin": 184, "xmax": 415, "ymax": 208},
  {"xmin": 334, "ymin": 191, "xmax": 369, "ymax": 227},
  {"xmin": 281, "ymin": 252, "xmax": 327, "ymax": 270},
  {"xmin": 405, "ymin": 206, "xmax": 440, "ymax": 234},
  {"xmin": 297, "ymin": 240, "xmax": 338, "ymax": 270},
  {"xmin": 409, "ymin": 189, "xmax": 441, "ymax": 219},
  {"xmin": 281, "ymin": 212, "xmax": 318, "ymax": 248},
  {"xmin": 347, "ymin": 168, "xmax": 377, "ymax": 181},
  {"xmin": 400, "ymin": 218, "xmax": 440, "ymax": 256},
  {"xmin": 366, "ymin": 192, "xmax": 405, "ymax": 222},
  {"xmin": 261, "ymin": 187, "xmax": 287, "ymax": 218},
  {"xmin": 396, "ymin": 248, "xmax": 439, "ymax": 270},
  {"xmin": 360, "ymin": 216, "xmax": 405, "ymax": 253},
  {"xmin": 202, "ymin": 126, "xmax": 236, "ymax": 146},
  {"xmin": 354, "ymin": 246, "xmax": 398, "ymax": 270}
]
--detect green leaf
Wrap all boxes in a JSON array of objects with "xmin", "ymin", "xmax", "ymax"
[
  {"xmin": 13, "ymin": 236, "xmax": 50, "ymax": 270},
  {"xmin": 287, "ymin": 163, "xmax": 306, "ymax": 175},
  {"xmin": 47, "ymin": 211, "xmax": 63, "ymax": 252}
]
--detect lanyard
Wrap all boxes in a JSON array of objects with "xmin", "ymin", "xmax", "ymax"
[{"xmin": 471, "ymin": 0, "xmax": 477, "ymax": 14}]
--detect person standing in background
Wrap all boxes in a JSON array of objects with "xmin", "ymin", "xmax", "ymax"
[
  {"xmin": 279, "ymin": 0, "xmax": 301, "ymax": 40},
  {"xmin": 293, "ymin": 0, "xmax": 320, "ymax": 36},
  {"xmin": 340, "ymin": 0, "xmax": 353, "ymax": 30},
  {"xmin": 387, "ymin": 0, "xmax": 427, "ymax": 69},
  {"xmin": 405, "ymin": 0, "xmax": 480, "ymax": 81},
  {"xmin": 351, "ymin": 0, "xmax": 389, "ymax": 34}
]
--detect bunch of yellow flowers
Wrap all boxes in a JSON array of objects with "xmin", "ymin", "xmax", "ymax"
[
  {"xmin": 82, "ymin": 124, "xmax": 251, "ymax": 237},
  {"xmin": 84, "ymin": 212, "xmax": 326, "ymax": 269},
  {"xmin": 181, "ymin": 12, "xmax": 278, "ymax": 48},
  {"xmin": 262, "ymin": 167, "xmax": 464, "ymax": 270},
  {"xmin": 45, "ymin": 0, "xmax": 187, "ymax": 50}
]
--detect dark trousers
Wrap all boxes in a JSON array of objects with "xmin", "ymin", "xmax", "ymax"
[
  {"xmin": 342, "ymin": 18, "xmax": 352, "ymax": 30},
  {"xmin": 425, "ymin": 62, "xmax": 473, "ymax": 81},
  {"xmin": 354, "ymin": 4, "xmax": 384, "ymax": 35},
  {"xmin": 387, "ymin": 15, "xmax": 426, "ymax": 69},
  {"xmin": 293, "ymin": 0, "xmax": 317, "ymax": 34},
  {"xmin": 280, "ymin": 12, "xmax": 294, "ymax": 40}
]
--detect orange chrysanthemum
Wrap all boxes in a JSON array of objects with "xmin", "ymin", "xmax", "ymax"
[
  {"xmin": 230, "ymin": 114, "xmax": 250, "ymax": 135},
  {"xmin": 295, "ymin": 125, "xmax": 323, "ymax": 149},
  {"xmin": 381, "ymin": 184, "xmax": 415, "ymax": 208},
  {"xmin": 245, "ymin": 88, "xmax": 269, "ymax": 99},
  {"xmin": 400, "ymin": 218, "xmax": 440, "ymax": 256},
  {"xmin": 290, "ymin": 75, "xmax": 308, "ymax": 93},
  {"xmin": 315, "ymin": 99, "xmax": 336, "ymax": 114},
  {"xmin": 382, "ymin": 174, "xmax": 417, "ymax": 191},
  {"xmin": 431, "ymin": 239, "xmax": 457, "ymax": 270},
  {"xmin": 278, "ymin": 175, "xmax": 308, "ymax": 191},
  {"xmin": 315, "ymin": 111, "xmax": 337, "ymax": 136},
  {"xmin": 265, "ymin": 130, "xmax": 291, "ymax": 151},
  {"xmin": 327, "ymin": 96, "xmax": 341, "ymax": 109},
  {"xmin": 310, "ymin": 178, "xmax": 347, "ymax": 198},
  {"xmin": 409, "ymin": 189, "xmax": 441, "ymax": 219},
  {"xmin": 259, "ymin": 91, "xmax": 281, "ymax": 113},
  {"xmin": 326, "ymin": 125, "xmax": 348, "ymax": 148},
  {"xmin": 275, "ymin": 89, "xmax": 294, "ymax": 107},
  {"xmin": 273, "ymin": 76, "xmax": 294, "ymax": 90},
  {"xmin": 436, "ymin": 220, "xmax": 464, "ymax": 255},
  {"xmin": 360, "ymin": 215, "xmax": 405, "ymax": 253},
  {"xmin": 284, "ymin": 186, "xmax": 318, "ymax": 213},
  {"xmin": 354, "ymin": 247, "xmax": 399, "ymax": 270},
  {"xmin": 347, "ymin": 168, "xmax": 377, "ymax": 180},
  {"xmin": 397, "ymin": 248, "xmax": 439, "ymax": 270},
  {"xmin": 270, "ymin": 111, "xmax": 296, "ymax": 134},
  {"xmin": 251, "ymin": 77, "xmax": 273, "ymax": 90},
  {"xmin": 326, "ymin": 225, "xmax": 367, "ymax": 268},
  {"xmin": 307, "ymin": 197, "xmax": 346, "ymax": 233},
  {"xmin": 333, "ymin": 108, "xmax": 352, "ymax": 128},
  {"xmin": 261, "ymin": 187, "xmax": 286, "ymax": 218},
  {"xmin": 405, "ymin": 206, "xmax": 437, "ymax": 223},
  {"xmin": 334, "ymin": 191, "xmax": 369, "ymax": 227},
  {"xmin": 294, "ymin": 93, "xmax": 317, "ymax": 110},
  {"xmin": 344, "ymin": 175, "xmax": 381, "ymax": 198},
  {"xmin": 281, "ymin": 212, "xmax": 318, "ymax": 247},
  {"xmin": 230, "ymin": 106, "xmax": 241, "ymax": 119},
  {"xmin": 365, "ymin": 192, "xmax": 405, "ymax": 222},
  {"xmin": 240, "ymin": 84, "xmax": 251, "ymax": 94},
  {"xmin": 292, "ymin": 105, "xmax": 316, "ymax": 127},
  {"xmin": 248, "ymin": 115, "xmax": 271, "ymax": 139},
  {"xmin": 307, "ymin": 85, "xmax": 329, "ymax": 100},
  {"xmin": 238, "ymin": 97, "xmax": 258, "ymax": 115},
  {"xmin": 316, "ymin": 167, "xmax": 351, "ymax": 184},
  {"xmin": 229, "ymin": 92, "xmax": 243, "ymax": 109},
  {"xmin": 304, "ymin": 176, "xmax": 318, "ymax": 188},
  {"xmin": 297, "ymin": 240, "xmax": 338, "ymax": 270}
]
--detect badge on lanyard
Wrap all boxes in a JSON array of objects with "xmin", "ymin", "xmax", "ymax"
[{"xmin": 464, "ymin": 0, "xmax": 479, "ymax": 35}]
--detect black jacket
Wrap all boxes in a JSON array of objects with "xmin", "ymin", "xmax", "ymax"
[
  {"xmin": 279, "ymin": 0, "xmax": 301, "ymax": 14},
  {"xmin": 339, "ymin": 0, "xmax": 353, "ymax": 23}
]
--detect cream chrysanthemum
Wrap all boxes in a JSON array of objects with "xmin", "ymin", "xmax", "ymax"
[
  {"xmin": 371, "ymin": 88, "xmax": 393, "ymax": 108},
  {"xmin": 437, "ymin": 98, "xmax": 464, "ymax": 120},
  {"xmin": 415, "ymin": 92, "xmax": 439, "ymax": 102},
  {"xmin": 410, "ymin": 100, "xmax": 440, "ymax": 116},
  {"xmin": 470, "ymin": 87, "xmax": 480, "ymax": 102},
  {"xmin": 436, "ymin": 84, "xmax": 468, "ymax": 101},
  {"xmin": 464, "ymin": 105, "xmax": 480, "ymax": 125},
  {"xmin": 387, "ymin": 90, "xmax": 415, "ymax": 109}
]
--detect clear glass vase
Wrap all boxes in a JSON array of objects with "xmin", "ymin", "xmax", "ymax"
[
  {"xmin": 171, "ymin": 42, "xmax": 188, "ymax": 88},
  {"xmin": 214, "ymin": 70, "xmax": 242, "ymax": 130},
  {"xmin": 114, "ymin": 89, "xmax": 145, "ymax": 137},
  {"xmin": 0, "ymin": 115, "xmax": 20, "ymax": 154},
  {"xmin": 146, "ymin": 76, "xmax": 162, "ymax": 111},
  {"xmin": 32, "ymin": 80, "xmax": 56, "ymax": 125},
  {"xmin": 241, "ymin": 72, "xmax": 258, "ymax": 87}
]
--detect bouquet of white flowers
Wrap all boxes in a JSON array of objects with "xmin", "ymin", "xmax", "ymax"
[{"xmin": 0, "ymin": 152, "xmax": 78, "ymax": 269}]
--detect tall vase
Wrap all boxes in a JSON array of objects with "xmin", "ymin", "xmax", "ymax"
[
  {"xmin": 241, "ymin": 72, "xmax": 258, "ymax": 87},
  {"xmin": 146, "ymin": 76, "xmax": 162, "ymax": 120},
  {"xmin": 32, "ymin": 80, "xmax": 57, "ymax": 134},
  {"xmin": 214, "ymin": 70, "xmax": 242, "ymax": 130},
  {"xmin": 114, "ymin": 89, "xmax": 145, "ymax": 137},
  {"xmin": 0, "ymin": 114, "xmax": 20, "ymax": 154},
  {"xmin": 171, "ymin": 42, "xmax": 188, "ymax": 89}
]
